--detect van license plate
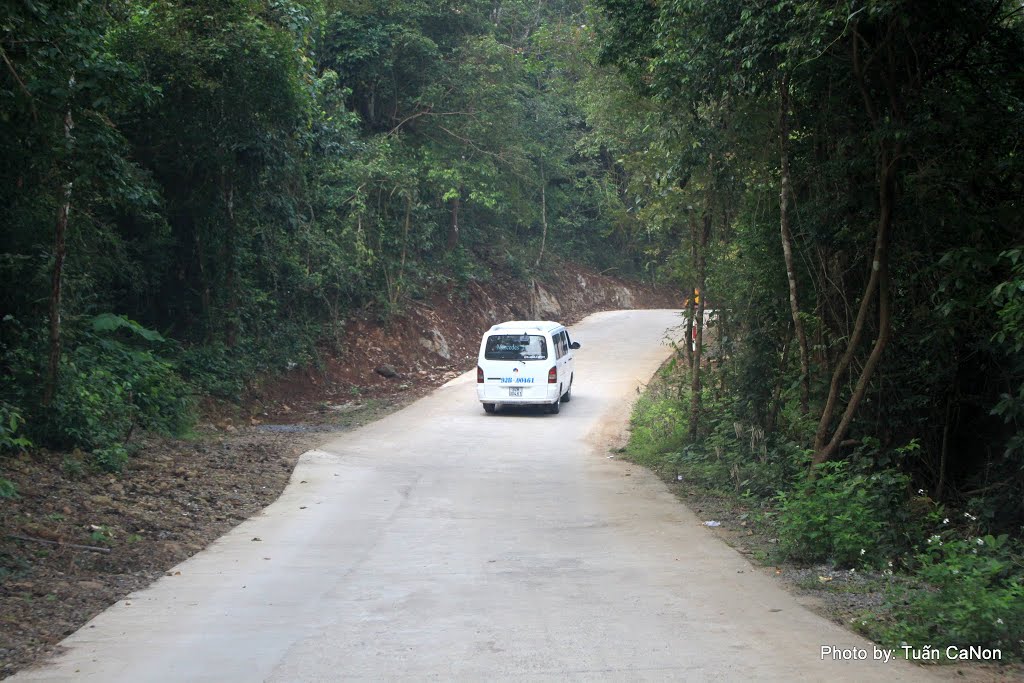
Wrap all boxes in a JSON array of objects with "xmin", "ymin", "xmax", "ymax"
[{"xmin": 508, "ymin": 387, "xmax": 523, "ymax": 398}]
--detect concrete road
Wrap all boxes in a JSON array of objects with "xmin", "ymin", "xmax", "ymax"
[{"xmin": 12, "ymin": 310, "xmax": 939, "ymax": 682}]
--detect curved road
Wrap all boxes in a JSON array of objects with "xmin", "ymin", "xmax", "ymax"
[{"xmin": 13, "ymin": 310, "xmax": 938, "ymax": 682}]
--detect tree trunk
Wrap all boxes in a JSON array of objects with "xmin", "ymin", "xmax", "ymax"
[
  {"xmin": 766, "ymin": 335, "xmax": 792, "ymax": 434},
  {"xmin": 446, "ymin": 191, "xmax": 461, "ymax": 251},
  {"xmin": 682, "ymin": 213, "xmax": 699, "ymax": 373},
  {"xmin": 222, "ymin": 174, "xmax": 238, "ymax": 348},
  {"xmin": 811, "ymin": 148, "xmax": 895, "ymax": 466},
  {"xmin": 194, "ymin": 228, "xmax": 212, "ymax": 338},
  {"xmin": 393, "ymin": 192, "xmax": 412, "ymax": 304},
  {"xmin": 935, "ymin": 394, "xmax": 953, "ymax": 499},
  {"xmin": 534, "ymin": 164, "xmax": 548, "ymax": 267},
  {"xmin": 681, "ymin": 292, "xmax": 695, "ymax": 372},
  {"xmin": 43, "ymin": 109, "xmax": 74, "ymax": 407},
  {"xmin": 689, "ymin": 209, "xmax": 711, "ymax": 441},
  {"xmin": 778, "ymin": 74, "xmax": 810, "ymax": 414},
  {"xmin": 716, "ymin": 305, "xmax": 728, "ymax": 397}
]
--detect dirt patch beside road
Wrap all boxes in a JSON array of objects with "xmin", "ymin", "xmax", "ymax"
[{"xmin": 0, "ymin": 400, "xmax": 406, "ymax": 679}]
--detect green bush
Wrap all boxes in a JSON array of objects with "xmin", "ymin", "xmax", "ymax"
[
  {"xmin": 625, "ymin": 387, "xmax": 689, "ymax": 470},
  {"xmin": 178, "ymin": 324, "xmax": 319, "ymax": 400},
  {"xmin": 440, "ymin": 246, "xmax": 492, "ymax": 287},
  {"xmin": 1, "ymin": 347, "xmax": 33, "ymax": 500},
  {"xmin": 178, "ymin": 344, "xmax": 246, "ymax": 400},
  {"xmin": 61, "ymin": 454, "xmax": 86, "ymax": 479},
  {"xmin": 881, "ymin": 534, "xmax": 1024, "ymax": 659},
  {"xmin": 624, "ymin": 373, "xmax": 804, "ymax": 499},
  {"xmin": 0, "ymin": 401, "xmax": 31, "ymax": 453},
  {"xmin": 776, "ymin": 460, "xmax": 920, "ymax": 568},
  {"xmin": 42, "ymin": 315, "xmax": 193, "ymax": 454},
  {"xmin": 47, "ymin": 358, "xmax": 136, "ymax": 450},
  {"xmin": 90, "ymin": 444, "xmax": 130, "ymax": 474},
  {"xmin": 737, "ymin": 439, "xmax": 805, "ymax": 499}
]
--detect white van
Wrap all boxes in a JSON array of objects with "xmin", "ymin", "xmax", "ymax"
[{"xmin": 476, "ymin": 320, "xmax": 580, "ymax": 414}]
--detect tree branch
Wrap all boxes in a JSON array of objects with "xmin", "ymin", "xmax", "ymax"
[
  {"xmin": 924, "ymin": 0, "xmax": 1004, "ymax": 82},
  {"xmin": 7, "ymin": 534, "xmax": 112, "ymax": 554},
  {"xmin": 0, "ymin": 45, "xmax": 37, "ymax": 121},
  {"xmin": 388, "ymin": 108, "xmax": 479, "ymax": 136}
]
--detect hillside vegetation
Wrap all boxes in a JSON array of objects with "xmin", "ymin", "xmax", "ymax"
[{"xmin": 1, "ymin": 0, "xmax": 654, "ymax": 472}]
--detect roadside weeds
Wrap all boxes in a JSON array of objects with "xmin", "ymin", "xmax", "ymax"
[{"xmin": 613, "ymin": 448, "xmax": 1024, "ymax": 682}]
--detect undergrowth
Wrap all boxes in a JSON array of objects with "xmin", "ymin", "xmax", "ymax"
[{"xmin": 624, "ymin": 360, "xmax": 1024, "ymax": 662}]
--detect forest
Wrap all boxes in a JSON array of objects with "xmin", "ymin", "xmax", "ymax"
[
  {"xmin": 2, "ymin": 0, "xmax": 1023, "ymax": 660},
  {"xmin": 596, "ymin": 0, "xmax": 1024, "ymax": 656},
  {"xmin": 1, "ymin": 0, "xmax": 651, "ymax": 469}
]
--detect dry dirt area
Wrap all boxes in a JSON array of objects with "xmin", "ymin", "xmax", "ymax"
[
  {"xmin": 0, "ymin": 381, "xmax": 432, "ymax": 679},
  {"xmin": 0, "ymin": 265, "xmax": 680, "ymax": 678}
]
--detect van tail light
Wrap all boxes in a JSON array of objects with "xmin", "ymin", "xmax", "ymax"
[
  {"xmin": 548, "ymin": 366, "xmax": 557, "ymax": 384},
  {"xmin": 477, "ymin": 366, "xmax": 484, "ymax": 383}
]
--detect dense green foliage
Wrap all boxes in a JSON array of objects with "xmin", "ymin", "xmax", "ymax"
[
  {"xmin": 1, "ymin": 0, "xmax": 651, "ymax": 471},
  {"xmin": 600, "ymin": 0, "xmax": 1024, "ymax": 658},
  {"xmin": 594, "ymin": 0, "xmax": 1024, "ymax": 531},
  {"xmin": 775, "ymin": 460, "xmax": 925, "ymax": 568},
  {"xmin": 874, "ymin": 531, "xmax": 1024, "ymax": 658}
]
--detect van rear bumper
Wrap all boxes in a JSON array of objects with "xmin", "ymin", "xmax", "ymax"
[{"xmin": 477, "ymin": 385, "xmax": 559, "ymax": 404}]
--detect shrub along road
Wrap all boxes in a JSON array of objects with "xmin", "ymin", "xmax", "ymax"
[{"xmin": 11, "ymin": 310, "xmax": 942, "ymax": 681}]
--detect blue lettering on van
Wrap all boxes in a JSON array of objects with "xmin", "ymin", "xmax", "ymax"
[{"xmin": 501, "ymin": 377, "xmax": 535, "ymax": 384}]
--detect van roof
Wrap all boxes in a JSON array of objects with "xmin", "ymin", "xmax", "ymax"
[{"xmin": 487, "ymin": 320, "xmax": 563, "ymax": 334}]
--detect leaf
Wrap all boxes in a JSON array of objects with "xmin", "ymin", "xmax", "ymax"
[{"xmin": 90, "ymin": 314, "xmax": 165, "ymax": 342}]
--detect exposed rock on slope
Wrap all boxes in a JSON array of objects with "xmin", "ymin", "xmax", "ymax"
[{"xmin": 254, "ymin": 262, "xmax": 680, "ymax": 410}]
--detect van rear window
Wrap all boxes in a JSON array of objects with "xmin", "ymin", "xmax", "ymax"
[{"xmin": 485, "ymin": 334, "xmax": 548, "ymax": 361}]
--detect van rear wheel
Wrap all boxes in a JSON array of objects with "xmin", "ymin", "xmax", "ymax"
[
  {"xmin": 561, "ymin": 380, "xmax": 572, "ymax": 403},
  {"xmin": 483, "ymin": 403, "xmax": 496, "ymax": 414}
]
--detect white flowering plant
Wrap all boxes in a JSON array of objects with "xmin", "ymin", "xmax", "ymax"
[{"xmin": 880, "ymin": 532, "xmax": 1024, "ymax": 660}]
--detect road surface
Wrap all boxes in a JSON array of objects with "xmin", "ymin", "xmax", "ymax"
[{"xmin": 12, "ymin": 310, "xmax": 938, "ymax": 682}]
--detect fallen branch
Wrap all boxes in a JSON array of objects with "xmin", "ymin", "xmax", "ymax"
[
  {"xmin": 7, "ymin": 533, "xmax": 112, "ymax": 554},
  {"xmin": 961, "ymin": 482, "xmax": 1009, "ymax": 497}
]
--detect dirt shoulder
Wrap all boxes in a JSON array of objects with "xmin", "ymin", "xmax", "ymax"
[
  {"xmin": 0, "ymin": 264, "xmax": 680, "ymax": 678},
  {"xmin": 0, "ymin": 400, "xmax": 410, "ymax": 679}
]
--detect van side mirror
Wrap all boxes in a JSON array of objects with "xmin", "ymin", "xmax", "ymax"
[{"xmin": 570, "ymin": 341, "xmax": 580, "ymax": 350}]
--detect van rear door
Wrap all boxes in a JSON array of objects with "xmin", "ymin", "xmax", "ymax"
[{"xmin": 480, "ymin": 332, "xmax": 550, "ymax": 401}]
